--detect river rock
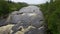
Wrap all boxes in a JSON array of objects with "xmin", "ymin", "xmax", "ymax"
[{"xmin": 11, "ymin": 6, "xmax": 46, "ymax": 34}]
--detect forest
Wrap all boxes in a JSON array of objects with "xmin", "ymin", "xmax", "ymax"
[
  {"xmin": 0, "ymin": 0, "xmax": 28, "ymax": 18},
  {"xmin": 0, "ymin": 0, "xmax": 60, "ymax": 34},
  {"xmin": 39, "ymin": 0, "xmax": 60, "ymax": 34}
]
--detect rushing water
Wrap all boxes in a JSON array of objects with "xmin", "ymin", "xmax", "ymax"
[
  {"xmin": 0, "ymin": 6, "xmax": 46, "ymax": 34},
  {"xmin": 11, "ymin": 6, "xmax": 45, "ymax": 34}
]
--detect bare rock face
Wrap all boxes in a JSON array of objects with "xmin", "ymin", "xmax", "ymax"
[
  {"xmin": 5, "ymin": 6, "xmax": 46, "ymax": 34},
  {"xmin": 6, "ymin": 11, "xmax": 18, "ymax": 24}
]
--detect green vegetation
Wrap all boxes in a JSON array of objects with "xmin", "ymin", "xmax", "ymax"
[
  {"xmin": 0, "ymin": 0, "xmax": 28, "ymax": 18},
  {"xmin": 38, "ymin": 0, "xmax": 60, "ymax": 34},
  {"xmin": 0, "ymin": 0, "xmax": 60, "ymax": 34}
]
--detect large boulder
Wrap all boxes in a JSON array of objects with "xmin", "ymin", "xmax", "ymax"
[
  {"xmin": 11, "ymin": 6, "xmax": 46, "ymax": 34},
  {"xmin": 3, "ymin": 6, "xmax": 46, "ymax": 34}
]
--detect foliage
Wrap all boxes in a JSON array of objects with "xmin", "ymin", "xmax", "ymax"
[
  {"xmin": 38, "ymin": 0, "xmax": 60, "ymax": 34},
  {"xmin": 0, "ymin": 0, "xmax": 8, "ymax": 16},
  {"xmin": 0, "ymin": 0, "xmax": 28, "ymax": 18}
]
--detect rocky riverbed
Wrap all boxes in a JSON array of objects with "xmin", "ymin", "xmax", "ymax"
[{"xmin": 0, "ymin": 6, "xmax": 46, "ymax": 34}]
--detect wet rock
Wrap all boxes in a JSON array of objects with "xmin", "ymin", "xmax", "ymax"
[
  {"xmin": 0, "ymin": 6, "xmax": 46, "ymax": 34},
  {"xmin": 24, "ymin": 26, "xmax": 46, "ymax": 34},
  {"xmin": 11, "ymin": 6, "xmax": 45, "ymax": 34}
]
